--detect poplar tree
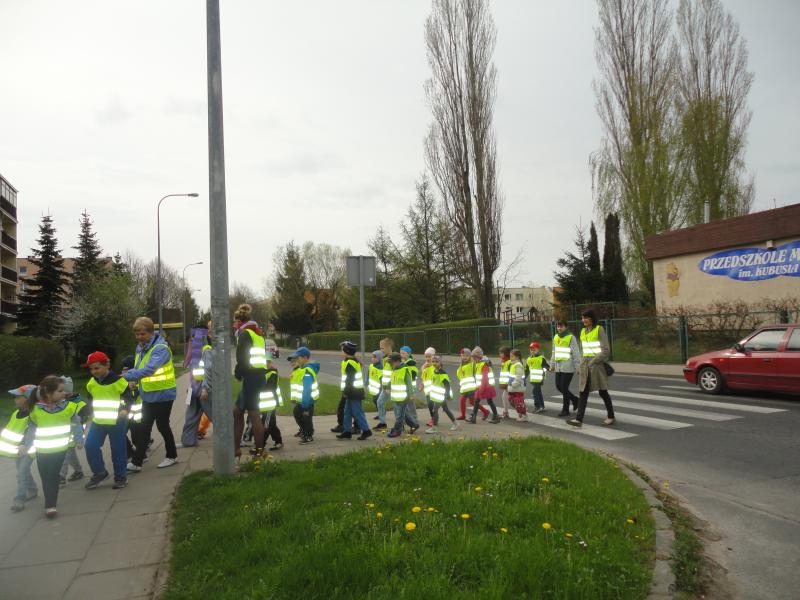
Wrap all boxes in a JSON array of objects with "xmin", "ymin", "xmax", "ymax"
[{"xmin": 602, "ymin": 213, "xmax": 629, "ymax": 304}]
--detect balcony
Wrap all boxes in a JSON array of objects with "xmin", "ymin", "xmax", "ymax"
[
  {"xmin": 0, "ymin": 197, "xmax": 16, "ymax": 220},
  {"xmin": 1, "ymin": 266, "xmax": 16, "ymax": 283},
  {"xmin": 1, "ymin": 232, "xmax": 16, "ymax": 251},
  {"xmin": 1, "ymin": 300, "xmax": 18, "ymax": 316}
]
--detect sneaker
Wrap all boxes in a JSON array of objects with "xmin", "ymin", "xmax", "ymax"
[
  {"xmin": 566, "ymin": 419, "xmax": 583, "ymax": 428},
  {"xmin": 85, "ymin": 472, "xmax": 109, "ymax": 490},
  {"xmin": 299, "ymin": 436, "xmax": 314, "ymax": 445},
  {"xmin": 466, "ymin": 417, "xmax": 476, "ymax": 424},
  {"xmin": 373, "ymin": 415, "xmax": 380, "ymax": 420},
  {"xmin": 293, "ymin": 431, "xmax": 303, "ymax": 438},
  {"xmin": 456, "ymin": 416, "xmax": 466, "ymax": 421},
  {"xmin": 59, "ymin": 476, "xmax": 67, "ymax": 487},
  {"xmin": 330, "ymin": 426, "xmax": 343, "ymax": 433},
  {"xmin": 336, "ymin": 431, "xmax": 352, "ymax": 439},
  {"xmin": 426, "ymin": 420, "xmax": 433, "ymax": 427},
  {"xmin": 409, "ymin": 426, "xmax": 419, "ymax": 435},
  {"xmin": 481, "ymin": 412, "xmax": 489, "ymax": 421},
  {"xmin": 449, "ymin": 423, "xmax": 459, "ymax": 431},
  {"xmin": 517, "ymin": 414, "xmax": 528, "ymax": 422},
  {"xmin": 425, "ymin": 427, "xmax": 437, "ymax": 434},
  {"xmin": 45, "ymin": 508, "xmax": 57, "ymax": 519},
  {"xmin": 602, "ymin": 418, "xmax": 616, "ymax": 426},
  {"xmin": 375, "ymin": 423, "xmax": 387, "ymax": 430},
  {"xmin": 11, "ymin": 498, "xmax": 24, "ymax": 512},
  {"xmin": 387, "ymin": 431, "xmax": 401, "ymax": 438},
  {"xmin": 269, "ymin": 442, "xmax": 283, "ymax": 451},
  {"xmin": 502, "ymin": 411, "xmax": 510, "ymax": 419},
  {"xmin": 127, "ymin": 462, "xmax": 142, "ymax": 473},
  {"xmin": 112, "ymin": 477, "xmax": 128, "ymax": 489},
  {"xmin": 68, "ymin": 471, "xmax": 84, "ymax": 482},
  {"xmin": 557, "ymin": 411, "xmax": 570, "ymax": 417},
  {"xmin": 534, "ymin": 407, "xmax": 545, "ymax": 414},
  {"xmin": 489, "ymin": 415, "xmax": 501, "ymax": 424},
  {"xmin": 357, "ymin": 430, "xmax": 373, "ymax": 441},
  {"xmin": 157, "ymin": 458, "xmax": 177, "ymax": 469}
]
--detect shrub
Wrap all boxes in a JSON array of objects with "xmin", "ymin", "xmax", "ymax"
[{"xmin": 0, "ymin": 335, "xmax": 65, "ymax": 389}]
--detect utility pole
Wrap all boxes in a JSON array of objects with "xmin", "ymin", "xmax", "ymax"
[{"xmin": 206, "ymin": 0, "xmax": 234, "ymax": 475}]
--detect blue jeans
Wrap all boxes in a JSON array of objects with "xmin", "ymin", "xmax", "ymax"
[
  {"xmin": 376, "ymin": 388, "xmax": 390, "ymax": 425},
  {"xmin": 391, "ymin": 400, "xmax": 419, "ymax": 434},
  {"xmin": 531, "ymin": 383, "xmax": 544, "ymax": 408},
  {"xmin": 15, "ymin": 453, "xmax": 37, "ymax": 502},
  {"xmin": 343, "ymin": 398, "xmax": 370, "ymax": 433},
  {"xmin": 85, "ymin": 419, "xmax": 128, "ymax": 479}
]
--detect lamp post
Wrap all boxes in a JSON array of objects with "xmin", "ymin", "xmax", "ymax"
[
  {"xmin": 181, "ymin": 261, "xmax": 204, "ymax": 352},
  {"xmin": 157, "ymin": 193, "xmax": 199, "ymax": 334}
]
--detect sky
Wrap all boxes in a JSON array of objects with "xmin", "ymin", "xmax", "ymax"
[{"xmin": 1, "ymin": 0, "xmax": 798, "ymax": 311}]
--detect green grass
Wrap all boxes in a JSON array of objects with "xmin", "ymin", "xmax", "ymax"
[
  {"xmin": 231, "ymin": 379, "xmax": 344, "ymax": 416},
  {"xmin": 165, "ymin": 437, "xmax": 655, "ymax": 600}
]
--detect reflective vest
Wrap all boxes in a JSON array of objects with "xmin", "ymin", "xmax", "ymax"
[
  {"xmin": 475, "ymin": 360, "xmax": 495, "ymax": 386},
  {"xmin": 381, "ymin": 358, "xmax": 392, "ymax": 388},
  {"xmin": 30, "ymin": 403, "xmax": 80, "ymax": 454},
  {"xmin": 290, "ymin": 367, "xmax": 320, "ymax": 402},
  {"xmin": 581, "ymin": 326, "xmax": 602, "ymax": 357},
  {"xmin": 457, "ymin": 362, "xmax": 476, "ymax": 393},
  {"xmin": 526, "ymin": 355, "xmax": 545, "ymax": 383},
  {"xmin": 193, "ymin": 344, "xmax": 212, "ymax": 381},
  {"xmin": 135, "ymin": 339, "xmax": 176, "ymax": 392},
  {"xmin": 259, "ymin": 370, "xmax": 284, "ymax": 412},
  {"xmin": 429, "ymin": 372, "xmax": 450, "ymax": 404},
  {"xmin": 340, "ymin": 359, "xmax": 364, "ymax": 391},
  {"xmin": 87, "ymin": 376, "xmax": 129, "ymax": 425},
  {"xmin": 553, "ymin": 334, "xmax": 573, "ymax": 361},
  {"xmin": 404, "ymin": 360, "xmax": 419, "ymax": 382},
  {"xmin": 0, "ymin": 410, "xmax": 32, "ymax": 457},
  {"xmin": 368, "ymin": 363, "xmax": 383, "ymax": 396},
  {"xmin": 390, "ymin": 367, "xmax": 410, "ymax": 402},
  {"xmin": 499, "ymin": 359, "xmax": 511, "ymax": 386},
  {"xmin": 129, "ymin": 394, "xmax": 143, "ymax": 423},
  {"xmin": 421, "ymin": 364, "xmax": 436, "ymax": 396},
  {"xmin": 242, "ymin": 329, "xmax": 267, "ymax": 369}
]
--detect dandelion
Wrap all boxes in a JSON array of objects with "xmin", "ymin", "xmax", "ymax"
[
  {"xmin": 500, "ymin": 527, "xmax": 508, "ymax": 534},
  {"xmin": 412, "ymin": 506, "xmax": 422, "ymax": 513},
  {"xmin": 565, "ymin": 533, "xmax": 573, "ymax": 539},
  {"xmin": 244, "ymin": 504, "xmax": 250, "ymax": 510},
  {"xmin": 252, "ymin": 460, "xmax": 262, "ymax": 466},
  {"xmin": 461, "ymin": 513, "xmax": 470, "ymax": 520},
  {"xmin": 366, "ymin": 503, "xmax": 375, "ymax": 508},
  {"xmin": 458, "ymin": 436, "xmax": 465, "ymax": 441},
  {"xmin": 405, "ymin": 522, "xmax": 416, "ymax": 531},
  {"xmin": 541, "ymin": 477, "xmax": 550, "ymax": 483},
  {"xmin": 474, "ymin": 486, "xmax": 482, "ymax": 492},
  {"xmin": 482, "ymin": 451, "xmax": 488, "ymax": 457},
  {"xmin": 394, "ymin": 518, "xmax": 400, "ymax": 523},
  {"xmin": 626, "ymin": 518, "xmax": 635, "ymax": 524},
  {"xmin": 542, "ymin": 522, "xmax": 552, "ymax": 530},
  {"xmin": 492, "ymin": 452, "xmax": 498, "ymax": 457},
  {"xmin": 487, "ymin": 445, "xmax": 492, "ymax": 450},
  {"xmin": 427, "ymin": 507, "xmax": 436, "ymax": 512},
  {"xmin": 377, "ymin": 450, "xmax": 382, "ymax": 455},
  {"xmin": 376, "ymin": 512, "xmax": 383, "ymax": 518}
]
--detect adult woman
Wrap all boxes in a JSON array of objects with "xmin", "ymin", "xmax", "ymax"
[
  {"xmin": 567, "ymin": 309, "xmax": 616, "ymax": 427},
  {"xmin": 550, "ymin": 320, "xmax": 581, "ymax": 416},
  {"xmin": 232, "ymin": 304, "xmax": 266, "ymax": 458},
  {"xmin": 123, "ymin": 317, "xmax": 179, "ymax": 470}
]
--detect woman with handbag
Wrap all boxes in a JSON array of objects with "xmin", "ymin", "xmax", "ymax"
[{"xmin": 567, "ymin": 309, "xmax": 616, "ymax": 427}]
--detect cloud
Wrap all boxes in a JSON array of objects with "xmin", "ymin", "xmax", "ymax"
[
  {"xmin": 95, "ymin": 96, "xmax": 130, "ymax": 126},
  {"xmin": 163, "ymin": 96, "xmax": 205, "ymax": 118}
]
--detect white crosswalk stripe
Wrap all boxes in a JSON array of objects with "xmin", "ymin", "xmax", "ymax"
[
  {"xmin": 549, "ymin": 395, "xmax": 740, "ymax": 422},
  {"xmin": 616, "ymin": 390, "xmax": 787, "ymax": 414},
  {"xmin": 508, "ymin": 407, "xmax": 636, "ymax": 440},
  {"xmin": 535, "ymin": 400, "xmax": 691, "ymax": 430}
]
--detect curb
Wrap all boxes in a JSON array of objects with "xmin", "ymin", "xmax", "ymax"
[{"xmin": 616, "ymin": 462, "xmax": 676, "ymax": 599}]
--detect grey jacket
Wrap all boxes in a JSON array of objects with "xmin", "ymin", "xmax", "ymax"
[
  {"xmin": 550, "ymin": 331, "xmax": 581, "ymax": 373},
  {"xmin": 578, "ymin": 326, "xmax": 611, "ymax": 392}
]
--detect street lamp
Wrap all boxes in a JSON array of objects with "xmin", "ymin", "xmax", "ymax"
[
  {"xmin": 157, "ymin": 193, "xmax": 199, "ymax": 334},
  {"xmin": 181, "ymin": 261, "xmax": 204, "ymax": 352}
]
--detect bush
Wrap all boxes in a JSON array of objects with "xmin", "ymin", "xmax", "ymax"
[{"xmin": 0, "ymin": 335, "xmax": 65, "ymax": 390}]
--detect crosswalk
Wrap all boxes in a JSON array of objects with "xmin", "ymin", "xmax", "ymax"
[{"xmin": 509, "ymin": 383, "xmax": 789, "ymax": 441}]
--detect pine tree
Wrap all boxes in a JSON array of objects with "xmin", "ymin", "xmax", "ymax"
[
  {"xmin": 602, "ymin": 213, "xmax": 629, "ymax": 304},
  {"xmin": 553, "ymin": 226, "xmax": 592, "ymax": 307},
  {"xmin": 72, "ymin": 210, "xmax": 104, "ymax": 296},
  {"xmin": 272, "ymin": 242, "xmax": 312, "ymax": 335},
  {"xmin": 16, "ymin": 215, "xmax": 71, "ymax": 337},
  {"xmin": 587, "ymin": 222, "xmax": 603, "ymax": 299},
  {"xmin": 112, "ymin": 252, "xmax": 127, "ymax": 274}
]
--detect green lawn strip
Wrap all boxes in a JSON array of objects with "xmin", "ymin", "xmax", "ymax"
[{"xmin": 165, "ymin": 437, "xmax": 655, "ymax": 600}]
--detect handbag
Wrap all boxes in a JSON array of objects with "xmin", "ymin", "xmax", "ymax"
[{"xmin": 604, "ymin": 362, "xmax": 615, "ymax": 377}]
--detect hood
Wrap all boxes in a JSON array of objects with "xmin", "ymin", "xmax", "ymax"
[
  {"xmin": 688, "ymin": 347, "xmax": 735, "ymax": 364},
  {"xmin": 306, "ymin": 362, "xmax": 321, "ymax": 374}
]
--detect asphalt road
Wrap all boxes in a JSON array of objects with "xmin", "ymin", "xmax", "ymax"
[{"xmin": 308, "ymin": 354, "xmax": 799, "ymax": 600}]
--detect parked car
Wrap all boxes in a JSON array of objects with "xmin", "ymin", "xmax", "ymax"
[
  {"xmin": 264, "ymin": 338, "xmax": 279, "ymax": 359},
  {"xmin": 683, "ymin": 324, "xmax": 800, "ymax": 394}
]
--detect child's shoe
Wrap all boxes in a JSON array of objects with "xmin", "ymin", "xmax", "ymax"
[
  {"xmin": 449, "ymin": 422, "xmax": 459, "ymax": 431},
  {"xmin": 10, "ymin": 498, "xmax": 24, "ymax": 512},
  {"xmin": 425, "ymin": 427, "xmax": 437, "ymax": 434},
  {"xmin": 68, "ymin": 471, "xmax": 84, "ymax": 482}
]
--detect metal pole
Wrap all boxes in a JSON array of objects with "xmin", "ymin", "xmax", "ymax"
[
  {"xmin": 207, "ymin": 0, "xmax": 234, "ymax": 475},
  {"xmin": 359, "ymin": 256, "xmax": 366, "ymax": 384}
]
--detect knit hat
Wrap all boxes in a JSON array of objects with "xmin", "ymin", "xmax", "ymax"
[
  {"xmin": 460, "ymin": 347, "xmax": 472, "ymax": 355},
  {"xmin": 61, "ymin": 376, "xmax": 74, "ymax": 395},
  {"xmin": 8, "ymin": 385, "xmax": 36, "ymax": 399},
  {"xmin": 340, "ymin": 341, "xmax": 357, "ymax": 356},
  {"xmin": 400, "ymin": 345, "xmax": 412, "ymax": 354},
  {"xmin": 373, "ymin": 349, "xmax": 384, "ymax": 362},
  {"xmin": 471, "ymin": 346, "xmax": 484, "ymax": 358},
  {"xmin": 424, "ymin": 346, "xmax": 436, "ymax": 356},
  {"xmin": 388, "ymin": 352, "xmax": 402, "ymax": 363}
]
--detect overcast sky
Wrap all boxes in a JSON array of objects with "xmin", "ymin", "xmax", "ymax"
[{"xmin": 1, "ymin": 0, "xmax": 798, "ymax": 310}]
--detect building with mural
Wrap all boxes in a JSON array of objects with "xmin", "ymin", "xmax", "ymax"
[{"xmin": 645, "ymin": 203, "xmax": 800, "ymax": 311}]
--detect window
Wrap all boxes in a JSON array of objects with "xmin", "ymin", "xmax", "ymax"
[
  {"xmin": 516, "ymin": 306, "xmax": 525, "ymax": 313},
  {"xmin": 786, "ymin": 329, "xmax": 800, "ymax": 352},
  {"xmin": 743, "ymin": 329, "xmax": 786, "ymax": 352},
  {"xmin": 504, "ymin": 294, "xmax": 511, "ymax": 300},
  {"xmin": 515, "ymin": 293, "xmax": 523, "ymax": 301},
  {"xmin": 19, "ymin": 266, "xmax": 27, "ymax": 275}
]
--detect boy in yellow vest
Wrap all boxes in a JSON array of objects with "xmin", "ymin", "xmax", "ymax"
[
  {"xmin": 526, "ymin": 342, "xmax": 550, "ymax": 414},
  {"xmin": 3, "ymin": 385, "xmax": 38, "ymax": 512}
]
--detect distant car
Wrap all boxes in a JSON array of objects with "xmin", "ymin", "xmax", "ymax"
[
  {"xmin": 683, "ymin": 324, "xmax": 800, "ymax": 395},
  {"xmin": 264, "ymin": 338, "xmax": 279, "ymax": 359}
]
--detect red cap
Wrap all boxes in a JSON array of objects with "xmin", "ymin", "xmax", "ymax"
[
  {"xmin": 528, "ymin": 342, "xmax": 540, "ymax": 350},
  {"xmin": 82, "ymin": 351, "xmax": 110, "ymax": 367}
]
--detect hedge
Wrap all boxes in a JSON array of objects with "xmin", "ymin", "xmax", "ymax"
[{"xmin": 0, "ymin": 335, "xmax": 65, "ymax": 390}]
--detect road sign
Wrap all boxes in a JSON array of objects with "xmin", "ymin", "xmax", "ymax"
[{"xmin": 347, "ymin": 256, "xmax": 376, "ymax": 383}]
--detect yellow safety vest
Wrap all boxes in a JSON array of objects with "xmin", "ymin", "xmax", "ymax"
[
  {"xmin": 340, "ymin": 359, "xmax": 364, "ymax": 391},
  {"xmin": 421, "ymin": 364, "xmax": 436, "ymax": 396},
  {"xmin": 429, "ymin": 372, "xmax": 450, "ymax": 404},
  {"xmin": 553, "ymin": 334, "xmax": 573, "ymax": 361},
  {"xmin": 30, "ymin": 403, "xmax": 80, "ymax": 454},
  {"xmin": 457, "ymin": 362, "xmax": 476, "ymax": 393},
  {"xmin": 241, "ymin": 329, "xmax": 267, "ymax": 370},
  {"xmin": 390, "ymin": 367, "xmax": 410, "ymax": 402},
  {"xmin": 526, "ymin": 355, "xmax": 545, "ymax": 383},
  {"xmin": 0, "ymin": 410, "xmax": 32, "ymax": 457},
  {"xmin": 368, "ymin": 363, "xmax": 383, "ymax": 396},
  {"xmin": 475, "ymin": 360, "xmax": 496, "ymax": 386},
  {"xmin": 193, "ymin": 343, "xmax": 212, "ymax": 381},
  {"xmin": 259, "ymin": 370, "xmax": 284, "ymax": 412},
  {"xmin": 581, "ymin": 326, "xmax": 602, "ymax": 357},
  {"xmin": 381, "ymin": 358, "xmax": 393, "ymax": 388},
  {"xmin": 86, "ymin": 376, "xmax": 129, "ymax": 425},
  {"xmin": 290, "ymin": 367, "xmax": 320, "ymax": 402},
  {"xmin": 499, "ymin": 359, "xmax": 511, "ymax": 386},
  {"xmin": 135, "ymin": 340, "xmax": 176, "ymax": 392}
]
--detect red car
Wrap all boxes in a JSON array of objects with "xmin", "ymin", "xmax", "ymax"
[{"xmin": 683, "ymin": 324, "xmax": 800, "ymax": 394}]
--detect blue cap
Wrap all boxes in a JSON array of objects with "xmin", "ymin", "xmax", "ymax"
[
  {"xmin": 288, "ymin": 346, "xmax": 311, "ymax": 360},
  {"xmin": 400, "ymin": 345, "xmax": 412, "ymax": 354}
]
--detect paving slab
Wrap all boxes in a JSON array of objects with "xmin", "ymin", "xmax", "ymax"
[
  {"xmin": 1, "ymin": 511, "xmax": 104, "ymax": 568},
  {"xmin": 95, "ymin": 511, "xmax": 169, "ymax": 544},
  {"xmin": 55, "ymin": 488, "xmax": 119, "ymax": 516},
  {"xmin": 64, "ymin": 565, "xmax": 158, "ymax": 600},
  {"xmin": 107, "ymin": 494, "xmax": 173, "ymax": 520},
  {"xmin": 0, "ymin": 560, "xmax": 81, "ymax": 599},
  {"xmin": 78, "ymin": 534, "xmax": 167, "ymax": 575}
]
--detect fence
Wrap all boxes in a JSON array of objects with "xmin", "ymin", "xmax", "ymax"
[{"xmin": 305, "ymin": 308, "xmax": 799, "ymax": 364}]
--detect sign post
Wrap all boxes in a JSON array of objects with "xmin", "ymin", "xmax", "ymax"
[{"xmin": 347, "ymin": 256, "xmax": 376, "ymax": 381}]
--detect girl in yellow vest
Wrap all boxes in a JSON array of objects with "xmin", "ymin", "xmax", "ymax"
[
  {"xmin": 507, "ymin": 349, "xmax": 528, "ymax": 421},
  {"xmin": 3, "ymin": 385, "xmax": 38, "ymax": 512},
  {"xmin": 568, "ymin": 309, "xmax": 616, "ymax": 428},
  {"xmin": 498, "ymin": 346, "xmax": 512, "ymax": 419},
  {"xmin": 526, "ymin": 342, "xmax": 550, "ymax": 413}
]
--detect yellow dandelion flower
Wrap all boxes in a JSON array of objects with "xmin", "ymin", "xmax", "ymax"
[
  {"xmin": 412, "ymin": 506, "xmax": 422, "ymax": 513},
  {"xmin": 366, "ymin": 503, "xmax": 375, "ymax": 508},
  {"xmin": 427, "ymin": 507, "xmax": 436, "ymax": 512},
  {"xmin": 500, "ymin": 527, "xmax": 508, "ymax": 534},
  {"xmin": 482, "ymin": 451, "xmax": 488, "ymax": 457},
  {"xmin": 626, "ymin": 518, "xmax": 635, "ymax": 524},
  {"xmin": 542, "ymin": 522, "xmax": 552, "ymax": 530},
  {"xmin": 376, "ymin": 512, "xmax": 383, "ymax": 518},
  {"xmin": 492, "ymin": 452, "xmax": 498, "ymax": 457},
  {"xmin": 461, "ymin": 513, "xmax": 471, "ymax": 520},
  {"xmin": 487, "ymin": 445, "xmax": 492, "ymax": 450},
  {"xmin": 565, "ymin": 533, "xmax": 573, "ymax": 539},
  {"xmin": 541, "ymin": 477, "xmax": 550, "ymax": 483},
  {"xmin": 405, "ymin": 522, "xmax": 416, "ymax": 531},
  {"xmin": 458, "ymin": 436, "xmax": 465, "ymax": 441},
  {"xmin": 474, "ymin": 486, "xmax": 482, "ymax": 492},
  {"xmin": 393, "ymin": 518, "xmax": 400, "ymax": 523}
]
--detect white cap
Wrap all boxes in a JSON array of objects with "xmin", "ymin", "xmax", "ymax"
[{"xmin": 424, "ymin": 347, "xmax": 436, "ymax": 356}]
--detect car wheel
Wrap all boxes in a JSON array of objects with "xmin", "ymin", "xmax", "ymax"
[{"xmin": 697, "ymin": 367, "xmax": 723, "ymax": 395}]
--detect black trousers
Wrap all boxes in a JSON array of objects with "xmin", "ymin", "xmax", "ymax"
[
  {"xmin": 36, "ymin": 450, "xmax": 66, "ymax": 509},
  {"xmin": 555, "ymin": 372, "xmax": 580, "ymax": 412},
  {"xmin": 575, "ymin": 373, "xmax": 615, "ymax": 422},
  {"xmin": 132, "ymin": 400, "xmax": 177, "ymax": 466},
  {"xmin": 471, "ymin": 397, "xmax": 498, "ymax": 419},
  {"xmin": 265, "ymin": 411, "xmax": 282, "ymax": 444},
  {"xmin": 293, "ymin": 403, "xmax": 314, "ymax": 438}
]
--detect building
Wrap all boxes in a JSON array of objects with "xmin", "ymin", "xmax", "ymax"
[
  {"xmin": 645, "ymin": 203, "xmax": 800, "ymax": 311},
  {"xmin": 496, "ymin": 285, "xmax": 554, "ymax": 323},
  {"xmin": 0, "ymin": 173, "xmax": 19, "ymax": 333}
]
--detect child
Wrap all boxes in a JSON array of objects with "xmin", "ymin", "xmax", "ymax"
[
  {"xmin": 58, "ymin": 376, "xmax": 86, "ymax": 486},
  {"xmin": 526, "ymin": 342, "xmax": 550, "ymax": 414},
  {"xmin": 507, "ymin": 349, "xmax": 528, "ymax": 421},
  {"xmin": 467, "ymin": 347, "xmax": 500, "ymax": 424},
  {"xmin": 367, "ymin": 350, "xmax": 384, "ymax": 415},
  {"xmin": 497, "ymin": 346, "xmax": 512, "ymax": 419},
  {"xmin": 421, "ymin": 347, "xmax": 436, "ymax": 426},
  {"xmin": 399, "ymin": 345, "xmax": 419, "ymax": 432},
  {"xmin": 198, "ymin": 326, "xmax": 215, "ymax": 438},
  {"xmin": 374, "ymin": 338, "xmax": 394, "ymax": 430},
  {"xmin": 336, "ymin": 341, "xmax": 372, "ymax": 441},
  {"xmin": 121, "ymin": 355, "xmax": 145, "ymax": 462},
  {"xmin": 387, "ymin": 352, "xmax": 419, "ymax": 438},
  {"xmin": 22, "ymin": 375, "xmax": 90, "ymax": 518},
  {"xmin": 456, "ymin": 347, "xmax": 489, "ymax": 420},
  {"xmin": 261, "ymin": 351, "xmax": 284, "ymax": 451},
  {"xmin": 288, "ymin": 347, "xmax": 319, "ymax": 444},
  {"xmin": 426, "ymin": 355, "xmax": 458, "ymax": 433},
  {"xmin": 83, "ymin": 352, "xmax": 134, "ymax": 490},
  {"xmin": 2, "ymin": 385, "xmax": 38, "ymax": 512}
]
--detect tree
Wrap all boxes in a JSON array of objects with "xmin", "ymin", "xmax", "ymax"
[
  {"xmin": 602, "ymin": 213, "xmax": 629, "ymax": 303},
  {"xmin": 591, "ymin": 0, "xmax": 687, "ymax": 300},
  {"xmin": 71, "ymin": 210, "xmax": 105, "ymax": 296},
  {"xmin": 676, "ymin": 0, "xmax": 754, "ymax": 224},
  {"xmin": 17, "ymin": 215, "xmax": 71, "ymax": 337},
  {"xmin": 112, "ymin": 252, "xmax": 127, "ymax": 274},
  {"xmin": 553, "ymin": 226, "xmax": 593, "ymax": 307},
  {"xmin": 271, "ymin": 242, "xmax": 312, "ymax": 335},
  {"xmin": 424, "ymin": 0, "xmax": 503, "ymax": 317},
  {"xmin": 587, "ymin": 222, "xmax": 603, "ymax": 298},
  {"xmin": 229, "ymin": 283, "xmax": 271, "ymax": 330},
  {"xmin": 301, "ymin": 242, "xmax": 350, "ymax": 332}
]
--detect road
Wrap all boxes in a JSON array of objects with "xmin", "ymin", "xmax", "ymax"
[{"xmin": 305, "ymin": 351, "xmax": 800, "ymax": 600}]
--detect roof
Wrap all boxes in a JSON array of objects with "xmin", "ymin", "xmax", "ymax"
[{"xmin": 645, "ymin": 203, "xmax": 800, "ymax": 260}]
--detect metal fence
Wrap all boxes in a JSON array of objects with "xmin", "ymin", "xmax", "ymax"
[{"xmin": 306, "ymin": 308, "xmax": 799, "ymax": 364}]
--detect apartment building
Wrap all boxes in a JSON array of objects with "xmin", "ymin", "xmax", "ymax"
[
  {"xmin": 496, "ymin": 285, "xmax": 554, "ymax": 322},
  {"xmin": 0, "ymin": 173, "xmax": 19, "ymax": 333}
]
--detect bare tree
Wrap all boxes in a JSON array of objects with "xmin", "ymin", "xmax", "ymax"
[
  {"xmin": 301, "ymin": 242, "xmax": 350, "ymax": 331},
  {"xmin": 424, "ymin": 0, "xmax": 503, "ymax": 317},
  {"xmin": 591, "ymin": 0, "xmax": 687, "ymax": 300},
  {"xmin": 676, "ymin": 0, "xmax": 754, "ymax": 224}
]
